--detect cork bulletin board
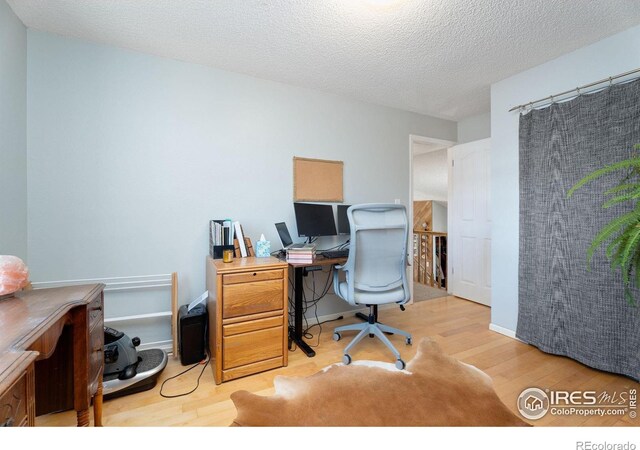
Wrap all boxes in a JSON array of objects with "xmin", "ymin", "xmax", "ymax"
[{"xmin": 293, "ymin": 157, "xmax": 344, "ymax": 202}]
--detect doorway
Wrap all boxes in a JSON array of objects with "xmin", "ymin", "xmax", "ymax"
[
  {"xmin": 409, "ymin": 135, "xmax": 455, "ymax": 302},
  {"xmin": 409, "ymin": 136, "xmax": 492, "ymax": 306}
]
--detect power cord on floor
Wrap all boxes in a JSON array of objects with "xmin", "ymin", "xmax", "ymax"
[
  {"xmin": 303, "ymin": 315, "xmax": 344, "ymax": 348},
  {"xmin": 159, "ymin": 352, "xmax": 211, "ymax": 399}
]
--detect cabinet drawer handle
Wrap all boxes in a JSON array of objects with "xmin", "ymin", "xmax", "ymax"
[
  {"xmin": 91, "ymin": 305, "xmax": 102, "ymax": 312},
  {"xmin": 253, "ymin": 273, "xmax": 257, "ymax": 276}
]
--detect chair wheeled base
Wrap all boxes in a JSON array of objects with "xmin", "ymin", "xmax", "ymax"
[{"xmin": 333, "ymin": 306, "xmax": 412, "ymax": 370}]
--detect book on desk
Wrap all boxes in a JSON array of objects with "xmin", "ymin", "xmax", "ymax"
[{"xmin": 286, "ymin": 243, "xmax": 316, "ymax": 264}]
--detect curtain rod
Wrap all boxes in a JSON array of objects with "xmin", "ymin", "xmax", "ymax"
[{"xmin": 508, "ymin": 67, "xmax": 640, "ymax": 112}]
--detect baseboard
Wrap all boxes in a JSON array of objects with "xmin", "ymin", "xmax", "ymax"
[
  {"xmin": 489, "ymin": 323, "xmax": 523, "ymax": 342},
  {"xmin": 139, "ymin": 340, "xmax": 173, "ymax": 352}
]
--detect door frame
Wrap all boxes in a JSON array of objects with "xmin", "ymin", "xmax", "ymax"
[{"xmin": 409, "ymin": 134, "xmax": 457, "ymax": 300}]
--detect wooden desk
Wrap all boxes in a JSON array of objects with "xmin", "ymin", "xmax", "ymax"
[
  {"xmin": 0, "ymin": 284, "xmax": 105, "ymax": 426},
  {"xmin": 285, "ymin": 255, "xmax": 347, "ymax": 357}
]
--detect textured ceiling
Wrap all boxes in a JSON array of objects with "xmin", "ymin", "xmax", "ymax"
[{"xmin": 7, "ymin": 0, "xmax": 640, "ymax": 120}]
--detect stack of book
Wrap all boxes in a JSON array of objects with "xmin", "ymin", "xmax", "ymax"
[
  {"xmin": 210, "ymin": 218, "xmax": 250, "ymax": 258},
  {"xmin": 210, "ymin": 219, "xmax": 234, "ymax": 249},
  {"xmin": 286, "ymin": 243, "xmax": 317, "ymax": 264}
]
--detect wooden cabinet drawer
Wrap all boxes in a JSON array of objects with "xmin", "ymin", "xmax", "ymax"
[
  {"xmin": 88, "ymin": 293, "xmax": 103, "ymax": 329},
  {"xmin": 222, "ymin": 279, "xmax": 283, "ymax": 319},
  {"xmin": 223, "ymin": 269, "xmax": 283, "ymax": 285},
  {"xmin": 222, "ymin": 357, "xmax": 284, "ymax": 383},
  {"xmin": 223, "ymin": 315, "xmax": 283, "ymax": 337},
  {"xmin": 0, "ymin": 374, "xmax": 27, "ymax": 427},
  {"xmin": 223, "ymin": 326, "xmax": 283, "ymax": 370}
]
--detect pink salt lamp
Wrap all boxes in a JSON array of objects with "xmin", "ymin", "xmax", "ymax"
[{"xmin": 0, "ymin": 255, "xmax": 30, "ymax": 296}]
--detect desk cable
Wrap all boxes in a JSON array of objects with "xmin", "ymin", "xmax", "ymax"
[
  {"xmin": 287, "ymin": 266, "xmax": 336, "ymax": 351},
  {"xmin": 159, "ymin": 353, "xmax": 210, "ymax": 399},
  {"xmin": 159, "ymin": 321, "xmax": 210, "ymax": 398},
  {"xmin": 301, "ymin": 266, "xmax": 337, "ymax": 348}
]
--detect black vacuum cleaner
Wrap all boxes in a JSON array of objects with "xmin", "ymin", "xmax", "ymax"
[{"xmin": 102, "ymin": 326, "xmax": 168, "ymax": 400}]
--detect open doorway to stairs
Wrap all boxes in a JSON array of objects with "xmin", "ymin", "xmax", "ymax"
[{"xmin": 409, "ymin": 135, "xmax": 456, "ymax": 302}]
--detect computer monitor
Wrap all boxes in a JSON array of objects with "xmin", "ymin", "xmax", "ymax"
[
  {"xmin": 293, "ymin": 202, "xmax": 337, "ymax": 238},
  {"xmin": 337, "ymin": 204, "xmax": 351, "ymax": 235}
]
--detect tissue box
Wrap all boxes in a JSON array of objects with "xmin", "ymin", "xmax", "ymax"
[{"xmin": 256, "ymin": 240, "xmax": 271, "ymax": 257}]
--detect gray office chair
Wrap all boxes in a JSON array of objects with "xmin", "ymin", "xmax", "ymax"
[{"xmin": 332, "ymin": 203, "xmax": 412, "ymax": 369}]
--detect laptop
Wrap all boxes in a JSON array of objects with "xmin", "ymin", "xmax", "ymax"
[{"xmin": 274, "ymin": 222, "xmax": 305, "ymax": 249}]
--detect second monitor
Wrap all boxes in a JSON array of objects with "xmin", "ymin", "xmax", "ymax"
[
  {"xmin": 337, "ymin": 204, "xmax": 351, "ymax": 235},
  {"xmin": 294, "ymin": 202, "xmax": 337, "ymax": 238}
]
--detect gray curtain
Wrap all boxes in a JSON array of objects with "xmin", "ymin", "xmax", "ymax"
[{"xmin": 518, "ymin": 78, "xmax": 640, "ymax": 381}]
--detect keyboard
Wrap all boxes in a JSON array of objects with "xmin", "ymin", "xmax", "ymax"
[{"xmin": 322, "ymin": 249, "xmax": 349, "ymax": 259}]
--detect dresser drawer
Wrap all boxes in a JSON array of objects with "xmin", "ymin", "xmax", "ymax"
[
  {"xmin": 223, "ymin": 315, "xmax": 283, "ymax": 337},
  {"xmin": 0, "ymin": 374, "xmax": 27, "ymax": 427},
  {"xmin": 222, "ymin": 326, "xmax": 283, "ymax": 370},
  {"xmin": 223, "ymin": 269, "xmax": 283, "ymax": 285},
  {"xmin": 88, "ymin": 293, "xmax": 103, "ymax": 329},
  {"xmin": 222, "ymin": 357, "xmax": 284, "ymax": 383},
  {"xmin": 222, "ymin": 279, "xmax": 283, "ymax": 319}
]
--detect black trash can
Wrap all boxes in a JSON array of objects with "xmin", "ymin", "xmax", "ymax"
[{"xmin": 177, "ymin": 304, "xmax": 208, "ymax": 365}]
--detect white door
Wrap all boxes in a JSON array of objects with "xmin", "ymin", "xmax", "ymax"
[{"xmin": 448, "ymin": 138, "xmax": 491, "ymax": 305}]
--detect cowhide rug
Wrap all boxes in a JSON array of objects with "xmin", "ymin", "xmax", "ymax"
[{"xmin": 230, "ymin": 338, "xmax": 528, "ymax": 426}]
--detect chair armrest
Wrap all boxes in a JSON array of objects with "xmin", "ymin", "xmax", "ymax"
[
  {"xmin": 333, "ymin": 266, "xmax": 343, "ymax": 300},
  {"xmin": 332, "ymin": 264, "xmax": 357, "ymax": 305}
]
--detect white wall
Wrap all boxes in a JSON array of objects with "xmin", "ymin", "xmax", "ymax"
[
  {"xmin": 26, "ymin": 30, "xmax": 456, "ymax": 340},
  {"xmin": 490, "ymin": 24, "xmax": 640, "ymax": 332},
  {"xmin": 413, "ymin": 147, "xmax": 448, "ymax": 203},
  {"xmin": 457, "ymin": 112, "xmax": 490, "ymax": 144},
  {"xmin": 0, "ymin": 0, "xmax": 27, "ymax": 260}
]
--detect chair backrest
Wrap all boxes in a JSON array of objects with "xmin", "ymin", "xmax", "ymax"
[{"xmin": 343, "ymin": 203, "xmax": 410, "ymax": 302}]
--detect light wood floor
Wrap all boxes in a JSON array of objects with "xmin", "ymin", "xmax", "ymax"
[{"xmin": 37, "ymin": 296, "xmax": 638, "ymax": 427}]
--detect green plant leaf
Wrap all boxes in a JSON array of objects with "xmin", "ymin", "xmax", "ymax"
[
  {"xmin": 634, "ymin": 250, "xmax": 640, "ymax": 289},
  {"xmin": 631, "ymin": 253, "xmax": 640, "ymax": 306},
  {"xmin": 611, "ymin": 237, "xmax": 628, "ymax": 273},
  {"xmin": 606, "ymin": 231, "xmax": 629, "ymax": 259},
  {"xmin": 603, "ymin": 189, "xmax": 640, "ymax": 208},
  {"xmin": 604, "ymin": 183, "xmax": 638, "ymax": 196},
  {"xmin": 587, "ymin": 208, "xmax": 640, "ymax": 268},
  {"xmin": 567, "ymin": 157, "xmax": 640, "ymax": 198},
  {"xmin": 624, "ymin": 287, "xmax": 636, "ymax": 306},
  {"xmin": 620, "ymin": 225, "xmax": 640, "ymax": 270},
  {"xmin": 568, "ymin": 144, "xmax": 640, "ymax": 307}
]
